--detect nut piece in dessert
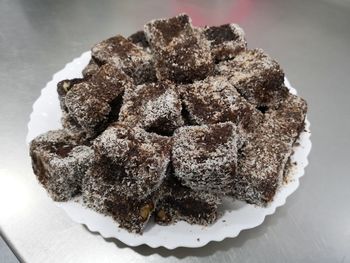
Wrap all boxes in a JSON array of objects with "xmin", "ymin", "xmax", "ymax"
[
  {"xmin": 172, "ymin": 122, "xmax": 238, "ymax": 194},
  {"xmin": 30, "ymin": 130, "xmax": 94, "ymax": 202},
  {"xmin": 91, "ymin": 35, "xmax": 156, "ymax": 84},
  {"xmin": 144, "ymin": 13, "xmax": 213, "ymax": 83},
  {"xmin": 216, "ymin": 48, "xmax": 287, "ymax": 108},
  {"xmin": 119, "ymin": 81, "xmax": 184, "ymax": 136},
  {"xmin": 203, "ymin": 23, "xmax": 247, "ymax": 62},
  {"xmin": 181, "ymin": 76, "xmax": 263, "ymax": 133},
  {"xmin": 155, "ymin": 168, "xmax": 220, "ymax": 225},
  {"xmin": 64, "ymin": 64, "xmax": 132, "ymax": 138}
]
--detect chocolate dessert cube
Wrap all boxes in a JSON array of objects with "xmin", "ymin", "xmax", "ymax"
[
  {"xmin": 144, "ymin": 14, "xmax": 213, "ymax": 83},
  {"xmin": 83, "ymin": 157, "xmax": 159, "ymax": 233},
  {"xmin": 266, "ymin": 93, "xmax": 307, "ymax": 141},
  {"xmin": 91, "ymin": 35, "xmax": 156, "ymax": 84},
  {"xmin": 234, "ymin": 128, "xmax": 292, "ymax": 206},
  {"xmin": 155, "ymin": 171, "xmax": 220, "ymax": 226},
  {"xmin": 93, "ymin": 124, "xmax": 172, "ymax": 198},
  {"xmin": 119, "ymin": 81, "xmax": 184, "ymax": 136},
  {"xmin": 64, "ymin": 64, "xmax": 132, "ymax": 138},
  {"xmin": 233, "ymin": 94, "xmax": 307, "ymax": 206},
  {"xmin": 82, "ymin": 58, "xmax": 100, "ymax": 78},
  {"xmin": 30, "ymin": 130, "xmax": 94, "ymax": 202},
  {"xmin": 203, "ymin": 23, "xmax": 247, "ymax": 62},
  {"xmin": 216, "ymin": 49, "xmax": 287, "ymax": 108},
  {"xmin": 83, "ymin": 124, "xmax": 171, "ymax": 233},
  {"xmin": 172, "ymin": 122, "xmax": 238, "ymax": 194},
  {"xmin": 181, "ymin": 76, "xmax": 263, "ymax": 133}
]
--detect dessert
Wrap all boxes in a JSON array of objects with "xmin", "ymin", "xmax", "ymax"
[
  {"xmin": 216, "ymin": 48, "xmax": 288, "ymax": 109},
  {"xmin": 180, "ymin": 76, "xmax": 263, "ymax": 132},
  {"xmin": 144, "ymin": 14, "xmax": 213, "ymax": 83},
  {"xmin": 83, "ymin": 124, "xmax": 171, "ymax": 232},
  {"xmin": 92, "ymin": 124, "xmax": 171, "ymax": 197},
  {"xmin": 64, "ymin": 64, "xmax": 132, "ymax": 138},
  {"xmin": 30, "ymin": 130, "xmax": 94, "ymax": 201},
  {"xmin": 172, "ymin": 122, "xmax": 239, "ymax": 194},
  {"xmin": 91, "ymin": 35, "xmax": 156, "ymax": 84},
  {"xmin": 119, "ymin": 81, "xmax": 183, "ymax": 135},
  {"xmin": 233, "ymin": 93, "xmax": 307, "ymax": 205},
  {"xmin": 83, "ymin": 157, "xmax": 160, "ymax": 233},
  {"xmin": 29, "ymin": 13, "xmax": 308, "ymax": 234}
]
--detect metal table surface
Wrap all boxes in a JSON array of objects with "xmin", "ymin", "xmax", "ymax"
[{"xmin": 0, "ymin": 0, "xmax": 349, "ymax": 262}]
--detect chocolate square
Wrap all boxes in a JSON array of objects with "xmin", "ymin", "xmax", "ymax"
[
  {"xmin": 172, "ymin": 122, "xmax": 238, "ymax": 194},
  {"xmin": 144, "ymin": 14, "xmax": 213, "ymax": 83},
  {"xmin": 119, "ymin": 81, "xmax": 184, "ymax": 136},
  {"xmin": 216, "ymin": 49, "xmax": 287, "ymax": 108},
  {"xmin": 30, "ymin": 130, "xmax": 94, "ymax": 201},
  {"xmin": 180, "ymin": 76, "xmax": 263, "ymax": 133}
]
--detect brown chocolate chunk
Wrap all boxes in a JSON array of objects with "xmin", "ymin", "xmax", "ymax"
[
  {"xmin": 144, "ymin": 14, "xmax": 214, "ymax": 83},
  {"xmin": 234, "ymin": 131, "xmax": 292, "ymax": 206},
  {"xmin": 172, "ymin": 122, "xmax": 238, "ymax": 194},
  {"xmin": 266, "ymin": 93, "xmax": 308, "ymax": 141},
  {"xmin": 119, "ymin": 81, "xmax": 184, "ymax": 136},
  {"xmin": 93, "ymin": 123, "xmax": 172, "ymax": 198},
  {"xmin": 83, "ymin": 124, "xmax": 171, "ymax": 233},
  {"xmin": 233, "ymin": 93, "xmax": 307, "ymax": 206},
  {"xmin": 64, "ymin": 64, "xmax": 132, "ymax": 138},
  {"xmin": 203, "ymin": 23, "xmax": 247, "ymax": 62},
  {"xmin": 180, "ymin": 76, "xmax": 263, "ymax": 133},
  {"xmin": 216, "ymin": 49, "xmax": 287, "ymax": 108},
  {"xmin": 82, "ymin": 157, "xmax": 159, "ymax": 233},
  {"xmin": 30, "ymin": 130, "xmax": 94, "ymax": 202},
  {"xmin": 91, "ymin": 35, "xmax": 156, "ymax": 84}
]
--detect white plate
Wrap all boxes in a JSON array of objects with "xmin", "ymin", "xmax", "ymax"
[{"xmin": 26, "ymin": 51, "xmax": 312, "ymax": 249}]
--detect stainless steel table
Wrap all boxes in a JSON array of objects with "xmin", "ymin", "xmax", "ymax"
[{"xmin": 1, "ymin": 0, "xmax": 349, "ymax": 262}]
